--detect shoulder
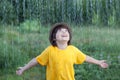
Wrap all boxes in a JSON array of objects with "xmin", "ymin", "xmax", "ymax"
[
  {"xmin": 45, "ymin": 45, "xmax": 56, "ymax": 50},
  {"xmin": 68, "ymin": 45, "xmax": 78, "ymax": 49},
  {"xmin": 68, "ymin": 45, "xmax": 83, "ymax": 52}
]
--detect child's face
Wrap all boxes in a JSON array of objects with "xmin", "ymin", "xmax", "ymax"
[{"xmin": 55, "ymin": 28, "xmax": 70, "ymax": 43}]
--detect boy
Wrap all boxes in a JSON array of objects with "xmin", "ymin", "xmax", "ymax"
[{"xmin": 16, "ymin": 23, "xmax": 108, "ymax": 80}]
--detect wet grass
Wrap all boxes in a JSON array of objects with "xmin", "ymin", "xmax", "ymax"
[{"xmin": 0, "ymin": 25, "xmax": 120, "ymax": 80}]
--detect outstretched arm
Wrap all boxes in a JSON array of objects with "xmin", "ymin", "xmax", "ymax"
[
  {"xmin": 16, "ymin": 58, "xmax": 38, "ymax": 75},
  {"xmin": 85, "ymin": 55, "xmax": 108, "ymax": 68}
]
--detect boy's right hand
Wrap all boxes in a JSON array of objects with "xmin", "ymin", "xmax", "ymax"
[{"xmin": 16, "ymin": 67, "xmax": 24, "ymax": 76}]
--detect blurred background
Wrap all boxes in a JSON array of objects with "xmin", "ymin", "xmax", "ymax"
[{"xmin": 0, "ymin": 0, "xmax": 120, "ymax": 80}]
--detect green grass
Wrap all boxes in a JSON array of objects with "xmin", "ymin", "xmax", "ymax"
[
  {"xmin": 72, "ymin": 26, "xmax": 120, "ymax": 80},
  {"xmin": 0, "ymin": 24, "xmax": 120, "ymax": 80}
]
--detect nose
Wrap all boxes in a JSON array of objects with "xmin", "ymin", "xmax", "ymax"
[{"xmin": 62, "ymin": 30, "xmax": 66, "ymax": 33}]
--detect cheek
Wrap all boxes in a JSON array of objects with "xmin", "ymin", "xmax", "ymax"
[
  {"xmin": 55, "ymin": 33, "xmax": 60, "ymax": 39},
  {"xmin": 68, "ymin": 34, "xmax": 70, "ymax": 38},
  {"xmin": 55, "ymin": 35, "xmax": 58, "ymax": 39}
]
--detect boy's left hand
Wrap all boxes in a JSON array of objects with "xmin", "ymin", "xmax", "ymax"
[{"xmin": 99, "ymin": 60, "xmax": 108, "ymax": 68}]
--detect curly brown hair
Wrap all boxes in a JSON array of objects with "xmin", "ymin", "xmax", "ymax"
[{"xmin": 49, "ymin": 22, "xmax": 72, "ymax": 46}]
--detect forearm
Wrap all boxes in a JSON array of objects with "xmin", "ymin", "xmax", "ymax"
[
  {"xmin": 22, "ymin": 58, "xmax": 38, "ymax": 72},
  {"xmin": 85, "ymin": 55, "xmax": 100, "ymax": 65}
]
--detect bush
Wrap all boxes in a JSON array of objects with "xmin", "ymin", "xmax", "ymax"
[
  {"xmin": 20, "ymin": 20, "xmax": 41, "ymax": 33},
  {"xmin": 0, "ymin": 0, "xmax": 16, "ymax": 24}
]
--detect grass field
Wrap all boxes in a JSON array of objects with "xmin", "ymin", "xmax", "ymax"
[{"xmin": 0, "ymin": 24, "xmax": 120, "ymax": 80}]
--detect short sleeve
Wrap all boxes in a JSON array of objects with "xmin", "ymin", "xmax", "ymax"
[
  {"xmin": 36, "ymin": 46, "xmax": 50, "ymax": 66},
  {"xmin": 73, "ymin": 46, "xmax": 86, "ymax": 64}
]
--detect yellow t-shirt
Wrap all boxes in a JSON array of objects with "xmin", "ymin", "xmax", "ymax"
[{"xmin": 36, "ymin": 45, "xmax": 86, "ymax": 80}]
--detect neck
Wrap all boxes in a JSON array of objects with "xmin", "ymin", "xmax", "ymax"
[{"xmin": 56, "ymin": 42, "xmax": 68, "ymax": 50}]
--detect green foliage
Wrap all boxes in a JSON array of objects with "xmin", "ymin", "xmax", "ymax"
[
  {"xmin": 0, "ymin": 41, "xmax": 28, "ymax": 69},
  {"xmin": 20, "ymin": 20, "xmax": 41, "ymax": 32},
  {"xmin": 0, "ymin": 0, "xmax": 120, "ymax": 27},
  {"xmin": 0, "ymin": 0, "xmax": 16, "ymax": 24},
  {"xmin": 0, "ymin": 27, "xmax": 29, "ymax": 70},
  {"xmin": 92, "ymin": 13, "xmax": 101, "ymax": 26}
]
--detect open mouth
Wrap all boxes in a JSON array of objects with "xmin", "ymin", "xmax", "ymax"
[{"xmin": 61, "ymin": 35, "xmax": 68, "ymax": 37}]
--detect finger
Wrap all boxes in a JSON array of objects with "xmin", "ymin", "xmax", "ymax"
[
  {"xmin": 16, "ymin": 70, "xmax": 22, "ymax": 75},
  {"xmin": 16, "ymin": 71, "xmax": 19, "ymax": 75},
  {"xmin": 102, "ymin": 63, "xmax": 108, "ymax": 68}
]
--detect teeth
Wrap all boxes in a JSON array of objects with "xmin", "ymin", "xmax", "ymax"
[{"xmin": 62, "ymin": 35, "xmax": 67, "ymax": 37}]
